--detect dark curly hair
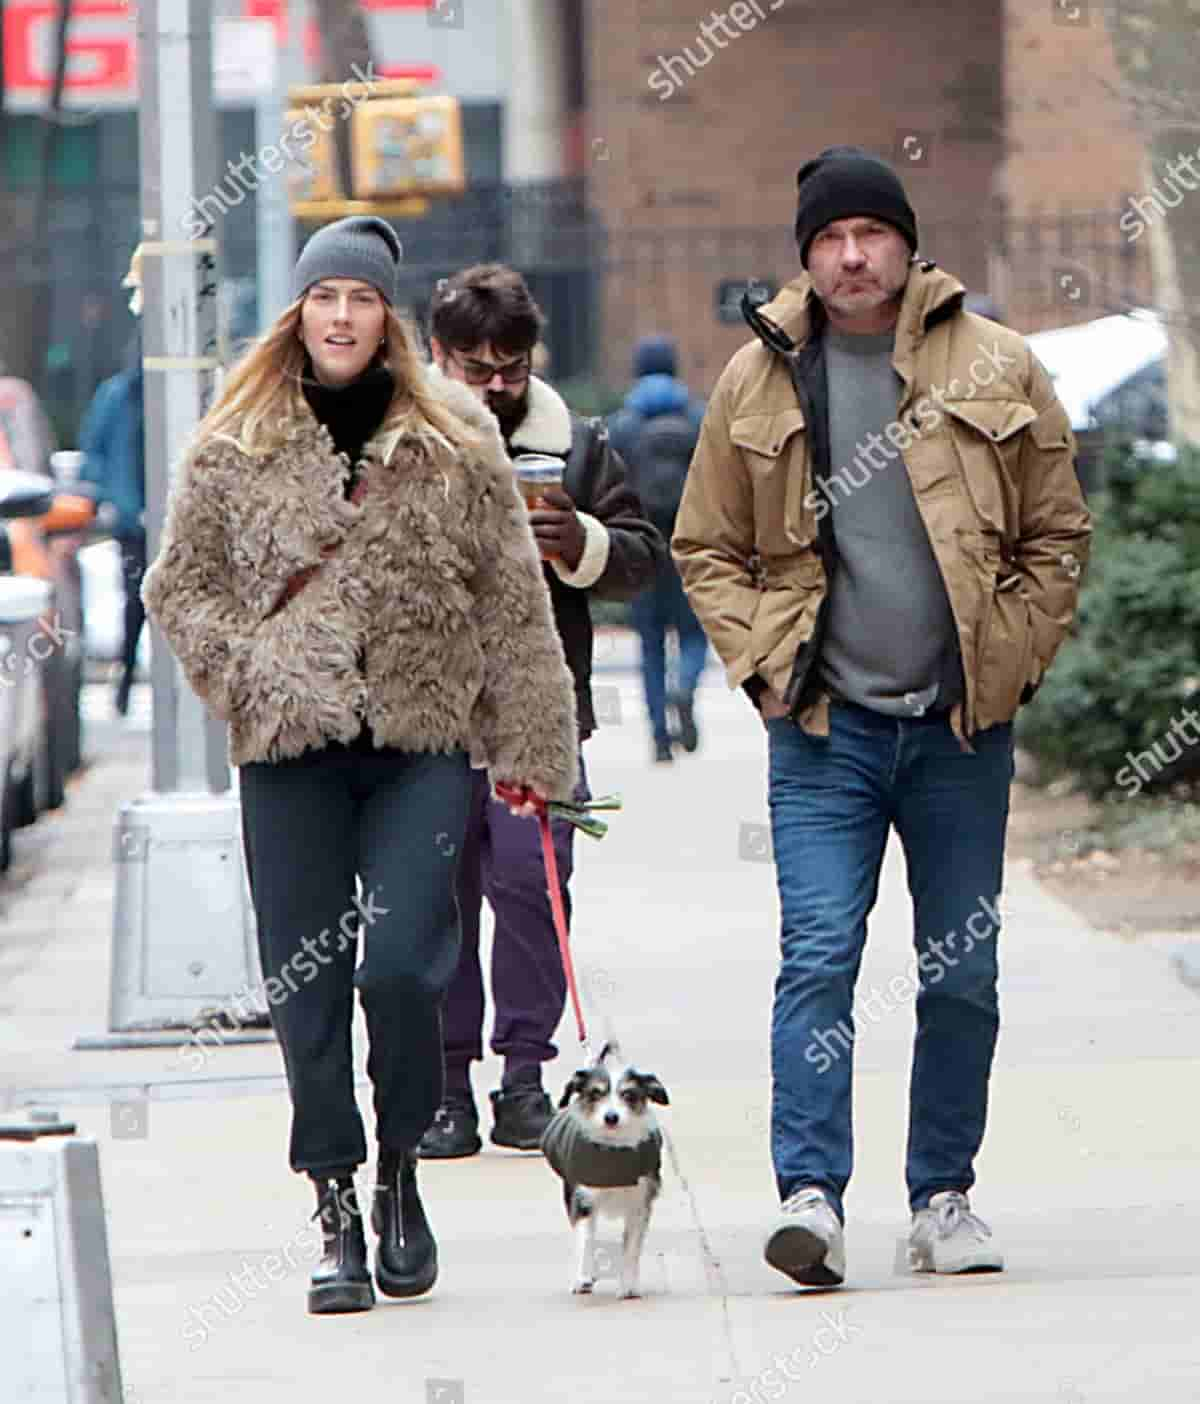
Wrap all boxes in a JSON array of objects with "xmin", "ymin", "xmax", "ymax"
[{"xmin": 428, "ymin": 263, "xmax": 544, "ymax": 359}]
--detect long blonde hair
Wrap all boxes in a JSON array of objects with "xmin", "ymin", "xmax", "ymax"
[{"xmin": 194, "ymin": 295, "xmax": 481, "ymax": 461}]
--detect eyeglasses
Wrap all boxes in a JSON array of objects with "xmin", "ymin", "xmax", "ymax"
[{"xmin": 448, "ymin": 349, "xmax": 531, "ymax": 386}]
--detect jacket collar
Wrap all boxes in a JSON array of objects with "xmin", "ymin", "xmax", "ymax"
[
  {"xmin": 420, "ymin": 363, "xmax": 573, "ymax": 458},
  {"xmin": 262, "ymin": 361, "xmax": 502, "ymax": 468},
  {"xmin": 754, "ymin": 261, "xmax": 967, "ymax": 353},
  {"xmin": 508, "ymin": 374, "xmax": 573, "ymax": 456}
]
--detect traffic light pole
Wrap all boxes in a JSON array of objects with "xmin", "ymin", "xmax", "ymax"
[{"xmin": 138, "ymin": 0, "xmax": 228, "ymax": 797}]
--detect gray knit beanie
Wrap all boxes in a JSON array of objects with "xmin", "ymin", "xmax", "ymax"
[{"xmin": 291, "ymin": 215, "xmax": 403, "ymax": 305}]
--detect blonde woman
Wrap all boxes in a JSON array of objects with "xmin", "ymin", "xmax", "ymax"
[{"xmin": 142, "ymin": 217, "xmax": 577, "ymax": 1317}]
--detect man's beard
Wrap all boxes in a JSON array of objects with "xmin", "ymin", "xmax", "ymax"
[{"xmin": 488, "ymin": 385, "xmax": 529, "ymax": 441}]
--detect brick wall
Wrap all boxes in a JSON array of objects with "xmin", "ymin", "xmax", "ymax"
[
  {"xmin": 996, "ymin": 0, "xmax": 1149, "ymax": 330},
  {"xmin": 576, "ymin": 0, "xmax": 1154, "ymax": 388},
  {"xmin": 582, "ymin": 0, "xmax": 1005, "ymax": 393}
]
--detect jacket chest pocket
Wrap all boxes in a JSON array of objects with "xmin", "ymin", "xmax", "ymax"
[
  {"xmin": 730, "ymin": 408, "xmax": 814, "ymax": 550},
  {"xmin": 939, "ymin": 399, "xmax": 1036, "ymax": 541}
]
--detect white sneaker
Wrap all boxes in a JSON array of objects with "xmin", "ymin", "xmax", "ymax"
[
  {"xmin": 908, "ymin": 1191, "xmax": 1004, "ymax": 1273},
  {"xmin": 764, "ymin": 1186, "xmax": 846, "ymax": 1287}
]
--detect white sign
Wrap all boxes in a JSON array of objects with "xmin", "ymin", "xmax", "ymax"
[{"xmin": 213, "ymin": 17, "xmax": 277, "ymax": 104}]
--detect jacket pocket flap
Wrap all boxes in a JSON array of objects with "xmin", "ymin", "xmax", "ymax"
[
  {"xmin": 942, "ymin": 399, "xmax": 1037, "ymax": 443},
  {"xmin": 730, "ymin": 408, "xmax": 807, "ymax": 457},
  {"xmin": 1029, "ymin": 411, "xmax": 1072, "ymax": 450}
]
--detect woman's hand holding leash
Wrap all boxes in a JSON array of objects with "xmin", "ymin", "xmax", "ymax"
[{"xmin": 495, "ymin": 781, "xmax": 550, "ymax": 818}]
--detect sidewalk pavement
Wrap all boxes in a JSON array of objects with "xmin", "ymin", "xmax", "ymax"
[{"xmin": 4, "ymin": 668, "xmax": 1200, "ymax": 1404}]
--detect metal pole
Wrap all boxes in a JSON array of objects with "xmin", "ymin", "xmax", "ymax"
[
  {"xmin": 98, "ymin": 0, "xmax": 270, "ymax": 1037},
  {"xmin": 138, "ymin": 0, "xmax": 226, "ymax": 796},
  {"xmin": 254, "ymin": 27, "xmax": 293, "ymax": 329}
]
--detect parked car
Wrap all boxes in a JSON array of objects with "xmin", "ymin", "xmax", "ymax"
[
  {"xmin": 1026, "ymin": 310, "xmax": 1167, "ymax": 494},
  {"xmin": 0, "ymin": 469, "xmax": 57, "ymax": 872},
  {"xmin": 0, "ymin": 378, "xmax": 96, "ymax": 781}
]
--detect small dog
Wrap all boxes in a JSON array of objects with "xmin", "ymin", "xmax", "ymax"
[{"xmin": 540, "ymin": 1041, "xmax": 669, "ymax": 1299}]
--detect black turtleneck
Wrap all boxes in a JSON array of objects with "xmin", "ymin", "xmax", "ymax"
[{"xmin": 301, "ymin": 359, "xmax": 395, "ymax": 494}]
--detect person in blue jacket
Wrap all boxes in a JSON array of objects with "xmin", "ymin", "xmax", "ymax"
[
  {"xmin": 80, "ymin": 340, "xmax": 146, "ymax": 717},
  {"xmin": 609, "ymin": 336, "xmax": 710, "ymax": 762}
]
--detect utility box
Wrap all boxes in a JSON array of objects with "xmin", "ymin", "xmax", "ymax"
[
  {"xmin": 109, "ymin": 791, "xmax": 267, "ymax": 1031},
  {"xmin": 351, "ymin": 95, "xmax": 465, "ymax": 199},
  {"xmin": 0, "ymin": 1137, "xmax": 124, "ymax": 1403}
]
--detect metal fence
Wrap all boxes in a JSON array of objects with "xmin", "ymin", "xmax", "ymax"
[{"xmin": 11, "ymin": 178, "xmax": 1155, "ymax": 443}]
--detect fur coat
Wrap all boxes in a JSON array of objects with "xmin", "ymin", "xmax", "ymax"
[{"xmin": 141, "ymin": 370, "xmax": 579, "ymax": 799}]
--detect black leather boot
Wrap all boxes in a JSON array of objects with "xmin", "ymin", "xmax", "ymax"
[
  {"xmin": 308, "ymin": 1175, "xmax": 374, "ymax": 1315},
  {"xmin": 371, "ymin": 1149, "xmax": 438, "ymax": 1298}
]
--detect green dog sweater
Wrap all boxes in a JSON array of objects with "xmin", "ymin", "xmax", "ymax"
[{"xmin": 540, "ymin": 1109, "xmax": 663, "ymax": 1188}]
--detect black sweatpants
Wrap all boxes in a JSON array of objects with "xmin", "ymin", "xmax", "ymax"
[{"xmin": 239, "ymin": 734, "xmax": 473, "ymax": 1177}]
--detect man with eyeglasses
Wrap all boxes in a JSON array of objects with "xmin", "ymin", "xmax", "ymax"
[{"xmin": 420, "ymin": 264, "xmax": 663, "ymax": 1158}]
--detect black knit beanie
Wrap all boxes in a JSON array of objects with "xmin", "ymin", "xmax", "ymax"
[
  {"xmin": 794, "ymin": 146, "xmax": 918, "ymax": 267},
  {"xmin": 292, "ymin": 215, "xmax": 403, "ymax": 305}
]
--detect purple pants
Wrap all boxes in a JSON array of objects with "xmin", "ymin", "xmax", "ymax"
[{"xmin": 442, "ymin": 754, "xmax": 590, "ymax": 1078}]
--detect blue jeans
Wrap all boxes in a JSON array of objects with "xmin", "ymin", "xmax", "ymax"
[
  {"xmin": 631, "ymin": 559, "xmax": 709, "ymax": 745},
  {"xmin": 766, "ymin": 701, "xmax": 1014, "ymax": 1220}
]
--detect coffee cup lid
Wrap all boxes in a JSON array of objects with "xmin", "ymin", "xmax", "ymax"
[{"xmin": 511, "ymin": 453, "xmax": 564, "ymax": 479}]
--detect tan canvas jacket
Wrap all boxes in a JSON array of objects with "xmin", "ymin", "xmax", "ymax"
[{"xmin": 672, "ymin": 264, "xmax": 1092, "ymax": 742}]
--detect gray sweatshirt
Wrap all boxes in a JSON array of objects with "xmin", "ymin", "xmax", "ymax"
[{"xmin": 817, "ymin": 328, "xmax": 964, "ymax": 716}]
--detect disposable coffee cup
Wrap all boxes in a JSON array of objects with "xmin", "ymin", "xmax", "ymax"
[{"xmin": 512, "ymin": 453, "xmax": 565, "ymax": 510}]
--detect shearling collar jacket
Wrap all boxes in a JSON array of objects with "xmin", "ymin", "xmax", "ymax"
[
  {"xmin": 436, "ymin": 369, "xmax": 663, "ymax": 739},
  {"xmin": 672, "ymin": 263, "xmax": 1092, "ymax": 743},
  {"xmin": 141, "ymin": 370, "xmax": 580, "ymax": 799}
]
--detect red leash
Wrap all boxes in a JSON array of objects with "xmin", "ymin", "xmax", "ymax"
[{"xmin": 494, "ymin": 783, "xmax": 588, "ymax": 1047}]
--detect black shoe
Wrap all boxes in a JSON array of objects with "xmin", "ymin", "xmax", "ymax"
[
  {"xmin": 489, "ymin": 1085, "xmax": 554, "ymax": 1150},
  {"xmin": 308, "ymin": 1176, "xmax": 374, "ymax": 1315},
  {"xmin": 415, "ymin": 1096, "xmax": 482, "ymax": 1160},
  {"xmin": 371, "ymin": 1149, "xmax": 438, "ymax": 1298},
  {"xmin": 670, "ymin": 693, "xmax": 700, "ymax": 753},
  {"xmin": 653, "ymin": 739, "xmax": 674, "ymax": 764}
]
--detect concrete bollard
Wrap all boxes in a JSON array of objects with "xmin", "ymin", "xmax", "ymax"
[
  {"xmin": 0, "ymin": 1135, "xmax": 125, "ymax": 1402},
  {"xmin": 107, "ymin": 792, "xmax": 268, "ymax": 1033}
]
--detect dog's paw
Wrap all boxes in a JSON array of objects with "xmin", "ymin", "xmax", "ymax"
[
  {"xmin": 571, "ymin": 1279, "xmax": 595, "ymax": 1295},
  {"xmin": 618, "ymin": 1284, "xmax": 642, "ymax": 1300}
]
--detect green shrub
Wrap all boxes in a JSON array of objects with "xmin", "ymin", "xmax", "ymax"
[{"xmin": 1016, "ymin": 439, "xmax": 1200, "ymax": 798}]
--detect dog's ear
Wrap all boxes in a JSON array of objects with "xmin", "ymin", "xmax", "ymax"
[
  {"xmin": 558, "ymin": 1070, "xmax": 589, "ymax": 1108},
  {"xmin": 634, "ymin": 1072, "xmax": 669, "ymax": 1106}
]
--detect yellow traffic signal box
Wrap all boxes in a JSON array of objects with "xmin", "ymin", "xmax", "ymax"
[{"xmin": 352, "ymin": 95, "xmax": 465, "ymax": 199}]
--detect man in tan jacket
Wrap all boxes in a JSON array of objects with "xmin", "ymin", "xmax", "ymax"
[{"xmin": 673, "ymin": 146, "xmax": 1090, "ymax": 1289}]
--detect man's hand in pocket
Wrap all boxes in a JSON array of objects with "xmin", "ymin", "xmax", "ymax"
[{"xmin": 759, "ymin": 690, "xmax": 789, "ymax": 724}]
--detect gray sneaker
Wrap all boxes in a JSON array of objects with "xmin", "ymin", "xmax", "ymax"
[
  {"xmin": 763, "ymin": 1186, "xmax": 846, "ymax": 1287},
  {"xmin": 908, "ymin": 1191, "xmax": 1004, "ymax": 1273}
]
